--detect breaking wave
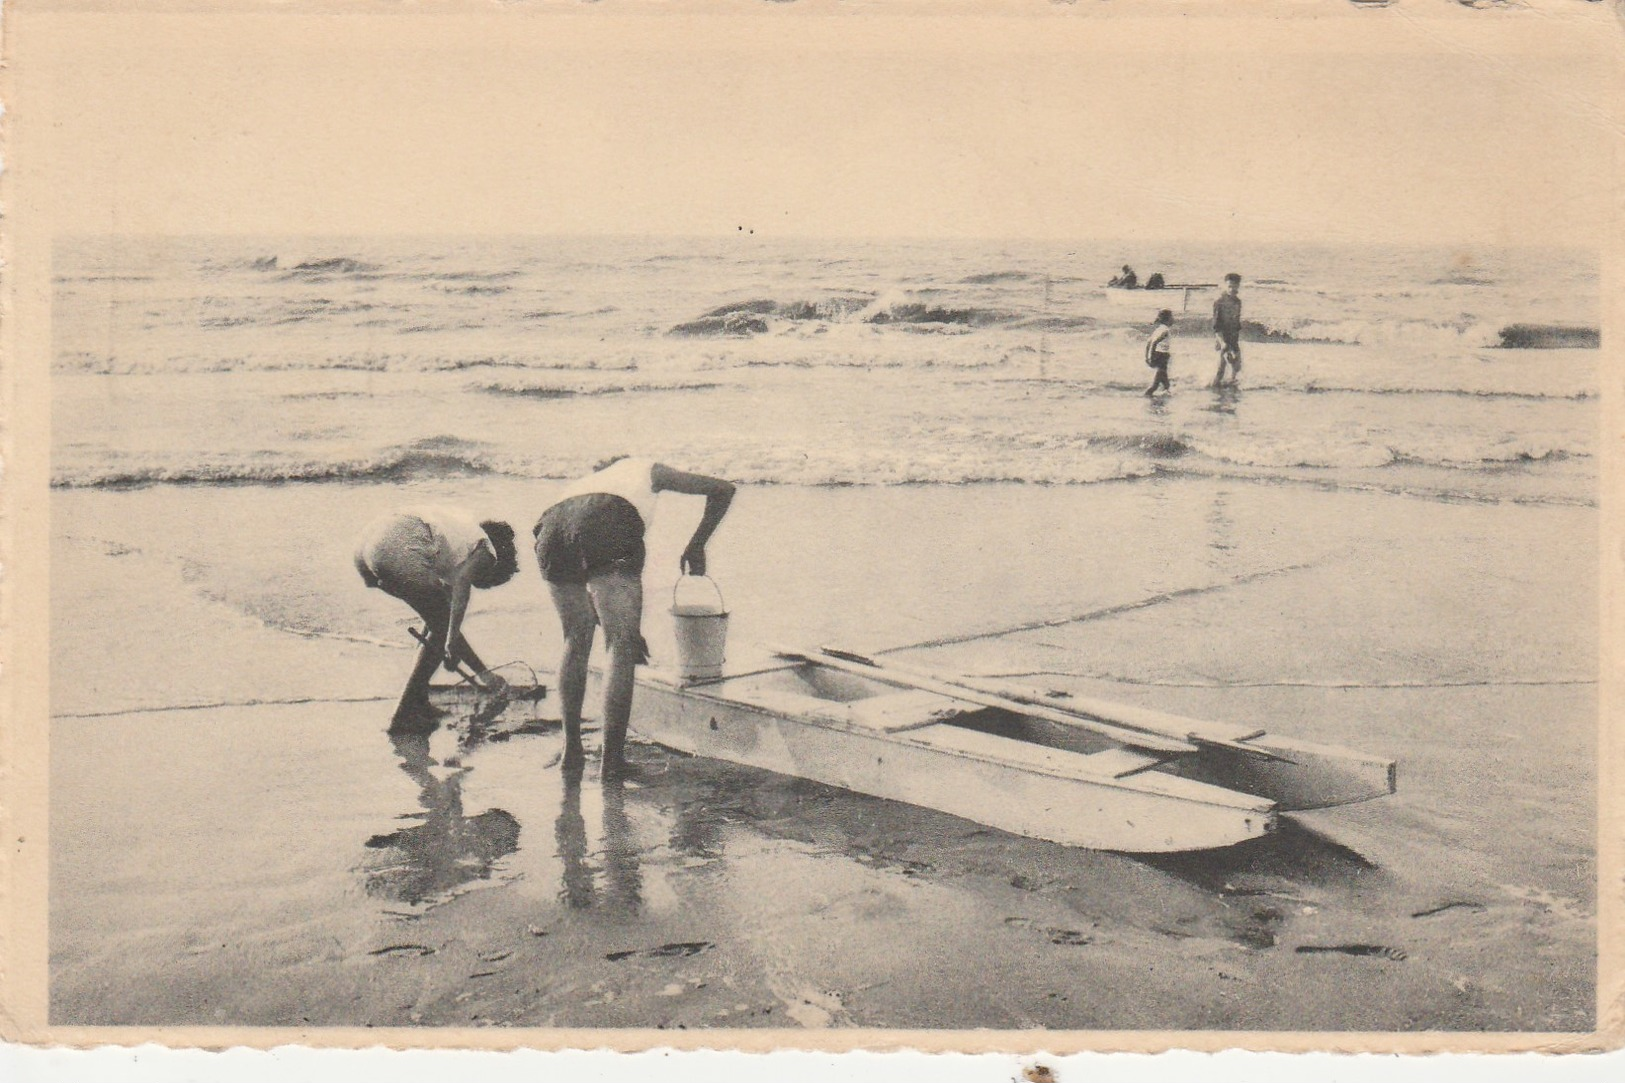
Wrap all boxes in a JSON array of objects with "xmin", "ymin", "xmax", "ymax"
[
  {"xmin": 54, "ymin": 352, "xmax": 642, "ymax": 376},
  {"xmin": 53, "ymin": 437, "xmax": 507, "ymax": 490},
  {"xmin": 668, "ymin": 295, "xmax": 1018, "ymax": 336},
  {"xmin": 474, "ymin": 378, "xmax": 729, "ymax": 398},
  {"xmin": 280, "ymin": 257, "xmax": 383, "ymax": 279},
  {"xmin": 1496, "ymin": 324, "xmax": 1599, "ymax": 350},
  {"xmin": 53, "ymin": 423, "xmax": 1593, "ymax": 492},
  {"xmin": 1222, "ymin": 318, "xmax": 1599, "ymax": 350},
  {"xmin": 960, "ymin": 270, "xmax": 1037, "ymax": 284}
]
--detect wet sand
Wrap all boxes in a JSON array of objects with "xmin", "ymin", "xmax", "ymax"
[{"xmin": 48, "ymin": 478, "xmax": 1597, "ymax": 1032}]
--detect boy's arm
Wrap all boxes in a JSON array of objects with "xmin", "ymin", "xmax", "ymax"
[
  {"xmin": 651, "ymin": 464, "xmax": 736, "ymax": 575},
  {"xmin": 439, "ymin": 543, "xmax": 493, "ymax": 670}
]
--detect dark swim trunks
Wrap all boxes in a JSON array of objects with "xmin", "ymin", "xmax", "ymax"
[{"xmin": 533, "ymin": 493, "xmax": 647, "ymax": 584}]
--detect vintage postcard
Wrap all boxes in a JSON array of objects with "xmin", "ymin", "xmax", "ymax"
[{"xmin": 1, "ymin": 0, "xmax": 1620, "ymax": 1065}]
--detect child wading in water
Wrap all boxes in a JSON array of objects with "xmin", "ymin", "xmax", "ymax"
[{"xmin": 1144, "ymin": 309, "xmax": 1174, "ymax": 396}]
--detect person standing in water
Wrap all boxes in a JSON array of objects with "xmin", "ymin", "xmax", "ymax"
[
  {"xmin": 1109, "ymin": 264, "xmax": 1139, "ymax": 288},
  {"xmin": 1144, "ymin": 309, "xmax": 1174, "ymax": 396},
  {"xmin": 1211, "ymin": 272, "xmax": 1244, "ymax": 387},
  {"xmin": 355, "ymin": 507, "xmax": 520, "ymax": 732},
  {"xmin": 534, "ymin": 456, "xmax": 735, "ymax": 778}
]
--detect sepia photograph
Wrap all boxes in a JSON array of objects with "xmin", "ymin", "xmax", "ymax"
[{"xmin": 2, "ymin": 0, "xmax": 1620, "ymax": 1062}]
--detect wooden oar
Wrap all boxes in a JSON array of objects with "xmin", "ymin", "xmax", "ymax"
[
  {"xmin": 818, "ymin": 646, "xmax": 1293, "ymax": 764},
  {"xmin": 769, "ymin": 645, "xmax": 1197, "ymax": 755}
]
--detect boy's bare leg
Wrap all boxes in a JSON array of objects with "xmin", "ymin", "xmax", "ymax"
[
  {"xmin": 390, "ymin": 629, "xmax": 445, "ymax": 732},
  {"xmin": 586, "ymin": 570, "xmax": 644, "ymax": 780},
  {"xmin": 389, "ymin": 594, "xmax": 452, "ymax": 731},
  {"xmin": 549, "ymin": 581, "xmax": 597, "ymax": 771}
]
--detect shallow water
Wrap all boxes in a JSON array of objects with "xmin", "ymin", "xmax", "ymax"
[
  {"xmin": 49, "ymin": 478, "xmax": 1596, "ymax": 1030},
  {"xmin": 46, "ymin": 237, "xmax": 1599, "ymax": 1030},
  {"xmin": 52, "ymin": 237, "xmax": 1597, "ymax": 502}
]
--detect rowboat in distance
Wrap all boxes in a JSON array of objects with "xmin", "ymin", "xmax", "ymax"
[
  {"xmin": 609, "ymin": 646, "xmax": 1396, "ymax": 854},
  {"xmin": 1103, "ymin": 283, "xmax": 1217, "ymax": 311}
]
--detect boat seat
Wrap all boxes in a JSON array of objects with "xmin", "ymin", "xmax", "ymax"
[
  {"xmin": 845, "ymin": 690, "xmax": 976, "ymax": 733},
  {"xmin": 907, "ymin": 724, "xmax": 1173, "ymax": 779},
  {"xmin": 1081, "ymin": 747, "xmax": 1170, "ymax": 779}
]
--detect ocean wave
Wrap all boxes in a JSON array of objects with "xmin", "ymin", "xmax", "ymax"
[
  {"xmin": 669, "ymin": 296, "xmax": 876, "ymax": 336},
  {"xmin": 438, "ymin": 283, "xmax": 511, "ymax": 296},
  {"xmin": 1200, "ymin": 316, "xmax": 1600, "ymax": 350},
  {"xmin": 960, "ymin": 270, "xmax": 1036, "ymax": 284},
  {"xmin": 54, "ymin": 351, "xmax": 644, "ymax": 376},
  {"xmin": 1085, "ymin": 432, "xmax": 1194, "ymax": 458},
  {"xmin": 50, "ymin": 438, "xmax": 1590, "ymax": 493},
  {"xmin": 404, "ymin": 269, "xmax": 520, "ymax": 283},
  {"xmin": 53, "ymin": 273, "xmax": 157, "ymax": 284},
  {"xmin": 53, "ymin": 443, "xmax": 500, "ymax": 490},
  {"xmin": 280, "ymin": 257, "xmax": 383, "ymax": 279},
  {"xmin": 1299, "ymin": 384, "xmax": 1593, "ymax": 402},
  {"xmin": 668, "ymin": 295, "xmax": 1019, "ymax": 336},
  {"xmin": 866, "ymin": 302, "xmax": 1018, "ymax": 328},
  {"xmin": 1011, "ymin": 315, "xmax": 1098, "ymax": 332},
  {"xmin": 1429, "ymin": 271, "xmax": 1498, "ymax": 287},
  {"xmin": 1496, "ymin": 324, "xmax": 1599, "ymax": 349},
  {"xmin": 473, "ymin": 378, "xmax": 728, "ymax": 398},
  {"xmin": 1390, "ymin": 446, "xmax": 1584, "ymax": 469}
]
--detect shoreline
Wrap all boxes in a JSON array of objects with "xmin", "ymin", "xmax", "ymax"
[{"xmin": 48, "ymin": 474, "xmax": 1598, "ymax": 1031}]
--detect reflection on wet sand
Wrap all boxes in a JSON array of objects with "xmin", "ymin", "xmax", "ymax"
[
  {"xmin": 1203, "ymin": 384, "xmax": 1241, "ymax": 416},
  {"xmin": 372, "ymin": 707, "xmax": 1386, "ymax": 934},
  {"xmin": 359, "ymin": 732, "xmax": 521, "ymax": 906},
  {"xmin": 555, "ymin": 767, "xmax": 643, "ymax": 914}
]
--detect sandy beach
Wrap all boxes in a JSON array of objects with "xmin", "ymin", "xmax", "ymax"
[{"xmin": 49, "ymin": 476, "xmax": 1596, "ymax": 1032}]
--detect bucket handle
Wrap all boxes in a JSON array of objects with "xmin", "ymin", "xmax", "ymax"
[{"xmin": 672, "ymin": 574, "xmax": 726, "ymax": 615}]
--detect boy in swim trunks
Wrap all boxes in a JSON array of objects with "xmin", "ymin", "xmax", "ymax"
[
  {"xmin": 534, "ymin": 457, "xmax": 735, "ymax": 778},
  {"xmin": 1211, "ymin": 272, "xmax": 1244, "ymax": 388},
  {"xmin": 355, "ymin": 506, "xmax": 521, "ymax": 732}
]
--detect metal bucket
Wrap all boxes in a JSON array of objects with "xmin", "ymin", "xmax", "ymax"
[{"xmin": 670, "ymin": 575, "xmax": 729, "ymax": 680}]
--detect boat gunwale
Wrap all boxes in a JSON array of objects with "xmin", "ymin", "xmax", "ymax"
[{"xmin": 635, "ymin": 670, "xmax": 1278, "ymax": 815}]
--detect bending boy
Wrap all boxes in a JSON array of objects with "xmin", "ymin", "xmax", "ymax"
[
  {"xmin": 534, "ymin": 457, "xmax": 735, "ymax": 778},
  {"xmin": 355, "ymin": 506, "xmax": 520, "ymax": 731}
]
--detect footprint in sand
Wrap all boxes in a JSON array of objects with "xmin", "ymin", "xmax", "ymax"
[
  {"xmin": 1411, "ymin": 901, "xmax": 1485, "ymax": 919},
  {"xmin": 1295, "ymin": 944, "xmax": 1408, "ymax": 961},
  {"xmin": 368, "ymin": 944, "xmax": 435, "ymax": 957},
  {"xmin": 1046, "ymin": 928, "xmax": 1093, "ymax": 946},
  {"xmin": 1004, "ymin": 918, "xmax": 1093, "ymax": 945},
  {"xmin": 605, "ymin": 941, "xmax": 714, "ymax": 962}
]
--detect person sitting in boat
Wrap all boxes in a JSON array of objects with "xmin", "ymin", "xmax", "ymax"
[
  {"xmin": 1108, "ymin": 265, "xmax": 1139, "ymax": 289},
  {"xmin": 355, "ymin": 506, "xmax": 520, "ymax": 732},
  {"xmin": 534, "ymin": 456, "xmax": 736, "ymax": 779},
  {"xmin": 1145, "ymin": 272, "xmax": 1166, "ymax": 290}
]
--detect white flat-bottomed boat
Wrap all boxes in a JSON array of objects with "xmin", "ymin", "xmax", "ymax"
[
  {"xmin": 1103, "ymin": 283, "xmax": 1216, "ymax": 311},
  {"xmin": 609, "ymin": 646, "xmax": 1395, "ymax": 854}
]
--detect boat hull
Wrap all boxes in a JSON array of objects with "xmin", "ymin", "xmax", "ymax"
[
  {"xmin": 1103, "ymin": 285, "xmax": 1212, "ymax": 311},
  {"xmin": 623, "ymin": 671, "xmax": 1276, "ymax": 853}
]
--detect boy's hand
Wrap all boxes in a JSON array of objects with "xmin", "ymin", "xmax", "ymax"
[{"xmin": 681, "ymin": 544, "xmax": 707, "ymax": 576}]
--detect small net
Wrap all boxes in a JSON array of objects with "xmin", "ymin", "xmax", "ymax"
[{"xmin": 427, "ymin": 660, "xmax": 554, "ymax": 748}]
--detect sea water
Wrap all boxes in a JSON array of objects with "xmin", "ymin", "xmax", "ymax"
[
  {"xmin": 52, "ymin": 236, "xmax": 1599, "ymax": 507},
  {"xmin": 47, "ymin": 237, "xmax": 1603, "ymax": 1030}
]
